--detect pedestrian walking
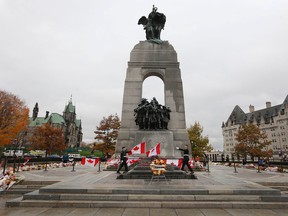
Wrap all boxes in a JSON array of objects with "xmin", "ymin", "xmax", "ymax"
[
  {"xmin": 176, "ymin": 145, "xmax": 194, "ymax": 173},
  {"xmin": 117, "ymin": 147, "xmax": 128, "ymax": 174}
]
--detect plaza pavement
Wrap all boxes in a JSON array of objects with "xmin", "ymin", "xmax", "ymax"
[{"xmin": 1, "ymin": 163, "xmax": 288, "ymax": 216}]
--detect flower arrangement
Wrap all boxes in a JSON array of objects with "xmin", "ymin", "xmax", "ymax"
[
  {"xmin": 0, "ymin": 170, "xmax": 25, "ymax": 192},
  {"xmin": 150, "ymin": 158, "xmax": 166, "ymax": 175}
]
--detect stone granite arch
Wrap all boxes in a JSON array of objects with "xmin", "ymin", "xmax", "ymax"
[{"xmin": 116, "ymin": 41, "xmax": 190, "ymax": 158}]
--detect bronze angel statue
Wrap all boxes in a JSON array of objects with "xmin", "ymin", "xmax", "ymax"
[{"xmin": 138, "ymin": 5, "xmax": 166, "ymax": 40}]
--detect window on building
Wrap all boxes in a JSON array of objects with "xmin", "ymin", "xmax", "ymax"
[{"xmin": 229, "ymin": 130, "xmax": 232, "ymax": 136}]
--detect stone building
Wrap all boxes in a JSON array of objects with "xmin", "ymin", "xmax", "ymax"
[
  {"xmin": 27, "ymin": 99, "xmax": 83, "ymax": 148},
  {"xmin": 222, "ymin": 95, "xmax": 288, "ymax": 160}
]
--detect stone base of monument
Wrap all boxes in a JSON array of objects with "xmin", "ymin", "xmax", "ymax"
[{"xmin": 116, "ymin": 164, "xmax": 197, "ymax": 180}]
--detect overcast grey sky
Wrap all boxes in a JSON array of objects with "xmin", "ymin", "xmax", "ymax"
[{"xmin": 1, "ymin": 0, "xmax": 288, "ymax": 151}]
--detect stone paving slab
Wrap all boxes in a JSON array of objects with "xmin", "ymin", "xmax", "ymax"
[
  {"xmin": 1, "ymin": 207, "xmax": 288, "ymax": 216},
  {"xmin": 2, "ymin": 164, "xmax": 288, "ymax": 215}
]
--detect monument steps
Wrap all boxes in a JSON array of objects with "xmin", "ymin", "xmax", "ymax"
[
  {"xmin": 256, "ymin": 182, "xmax": 288, "ymax": 191},
  {"xmin": 3, "ymin": 180, "xmax": 58, "ymax": 195},
  {"xmin": 6, "ymin": 187, "xmax": 288, "ymax": 209}
]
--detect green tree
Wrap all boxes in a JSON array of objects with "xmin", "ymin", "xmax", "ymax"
[
  {"xmin": 187, "ymin": 122, "xmax": 213, "ymax": 157},
  {"xmin": 235, "ymin": 123, "xmax": 272, "ymax": 160},
  {"xmin": 94, "ymin": 114, "xmax": 120, "ymax": 156}
]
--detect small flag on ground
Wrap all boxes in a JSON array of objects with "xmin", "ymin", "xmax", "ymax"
[
  {"xmin": 81, "ymin": 158, "xmax": 100, "ymax": 167},
  {"xmin": 166, "ymin": 159, "xmax": 183, "ymax": 168},
  {"xmin": 23, "ymin": 158, "xmax": 30, "ymax": 166},
  {"xmin": 127, "ymin": 157, "xmax": 142, "ymax": 167}
]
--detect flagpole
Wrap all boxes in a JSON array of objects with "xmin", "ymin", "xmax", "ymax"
[{"xmin": 97, "ymin": 158, "xmax": 101, "ymax": 172}]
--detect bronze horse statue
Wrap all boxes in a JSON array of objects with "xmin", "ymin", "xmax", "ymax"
[{"xmin": 138, "ymin": 5, "xmax": 166, "ymax": 40}]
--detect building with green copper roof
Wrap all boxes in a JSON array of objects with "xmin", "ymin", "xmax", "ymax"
[{"xmin": 28, "ymin": 100, "xmax": 82, "ymax": 148}]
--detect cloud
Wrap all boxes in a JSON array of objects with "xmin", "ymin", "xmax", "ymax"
[{"xmin": 1, "ymin": 0, "xmax": 288, "ymax": 151}]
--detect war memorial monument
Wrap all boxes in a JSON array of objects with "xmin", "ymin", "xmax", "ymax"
[
  {"xmin": 113, "ymin": 6, "xmax": 196, "ymax": 179},
  {"xmin": 116, "ymin": 6, "xmax": 191, "ymax": 159},
  {"xmin": 4, "ymin": 6, "xmax": 288, "ymax": 211}
]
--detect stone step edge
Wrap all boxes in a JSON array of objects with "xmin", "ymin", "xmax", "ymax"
[
  {"xmin": 11, "ymin": 185, "xmax": 44, "ymax": 189},
  {"xmin": 257, "ymin": 182, "xmax": 288, "ymax": 186},
  {"xmin": 19, "ymin": 181, "xmax": 59, "ymax": 185},
  {"xmin": 23, "ymin": 193, "xmax": 268, "ymax": 202},
  {"xmin": 3, "ymin": 189, "xmax": 35, "ymax": 194},
  {"xmin": 6, "ymin": 199, "xmax": 288, "ymax": 209},
  {"xmin": 39, "ymin": 188, "xmax": 281, "ymax": 195}
]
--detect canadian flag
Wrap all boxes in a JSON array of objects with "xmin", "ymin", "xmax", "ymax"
[
  {"xmin": 127, "ymin": 157, "xmax": 142, "ymax": 167},
  {"xmin": 166, "ymin": 159, "xmax": 183, "ymax": 168},
  {"xmin": 106, "ymin": 158, "xmax": 120, "ymax": 167},
  {"xmin": 128, "ymin": 142, "xmax": 146, "ymax": 155},
  {"xmin": 189, "ymin": 159, "xmax": 195, "ymax": 168},
  {"xmin": 146, "ymin": 143, "xmax": 161, "ymax": 157},
  {"xmin": 23, "ymin": 158, "xmax": 31, "ymax": 166},
  {"xmin": 81, "ymin": 158, "xmax": 100, "ymax": 167}
]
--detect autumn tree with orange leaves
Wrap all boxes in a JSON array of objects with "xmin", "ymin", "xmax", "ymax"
[
  {"xmin": 235, "ymin": 123, "xmax": 272, "ymax": 160},
  {"xmin": 0, "ymin": 90, "xmax": 29, "ymax": 147},
  {"xmin": 30, "ymin": 123, "xmax": 66, "ymax": 155},
  {"xmin": 94, "ymin": 114, "xmax": 120, "ymax": 156}
]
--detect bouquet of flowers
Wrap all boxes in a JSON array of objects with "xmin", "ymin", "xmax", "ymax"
[
  {"xmin": 0, "ymin": 171, "xmax": 25, "ymax": 192},
  {"xmin": 150, "ymin": 158, "xmax": 166, "ymax": 175}
]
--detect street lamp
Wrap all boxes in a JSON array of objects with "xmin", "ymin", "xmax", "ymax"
[
  {"xmin": 204, "ymin": 153, "xmax": 210, "ymax": 173},
  {"xmin": 12, "ymin": 139, "xmax": 17, "ymax": 173},
  {"xmin": 2, "ymin": 148, "xmax": 7, "ymax": 175},
  {"xmin": 190, "ymin": 141, "xmax": 196, "ymax": 159},
  {"xmin": 17, "ymin": 146, "xmax": 25, "ymax": 172},
  {"xmin": 232, "ymin": 153, "xmax": 238, "ymax": 173},
  {"xmin": 278, "ymin": 133, "xmax": 283, "ymax": 172},
  {"xmin": 44, "ymin": 148, "xmax": 48, "ymax": 172}
]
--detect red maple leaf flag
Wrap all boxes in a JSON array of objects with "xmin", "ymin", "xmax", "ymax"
[
  {"xmin": 81, "ymin": 158, "xmax": 100, "ymax": 167},
  {"xmin": 127, "ymin": 157, "xmax": 142, "ymax": 166},
  {"xmin": 128, "ymin": 142, "xmax": 146, "ymax": 155},
  {"xmin": 166, "ymin": 159, "xmax": 182, "ymax": 168},
  {"xmin": 189, "ymin": 159, "xmax": 195, "ymax": 168},
  {"xmin": 146, "ymin": 143, "xmax": 161, "ymax": 157},
  {"xmin": 23, "ymin": 158, "xmax": 30, "ymax": 166}
]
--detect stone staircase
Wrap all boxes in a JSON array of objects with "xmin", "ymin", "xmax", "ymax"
[
  {"xmin": 6, "ymin": 186, "xmax": 288, "ymax": 209},
  {"xmin": 118, "ymin": 165, "xmax": 197, "ymax": 179},
  {"xmin": 3, "ymin": 180, "xmax": 58, "ymax": 195},
  {"xmin": 256, "ymin": 182, "xmax": 288, "ymax": 192}
]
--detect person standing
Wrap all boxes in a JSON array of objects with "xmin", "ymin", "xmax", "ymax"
[
  {"xmin": 176, "ymin": 145, "xmax": 194, "ymax": 173},
  {"xmin": 117, "ymin": 147, "xmax": 128, "ymax": 174}
]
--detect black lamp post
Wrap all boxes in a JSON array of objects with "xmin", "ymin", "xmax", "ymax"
[
  {"xmin": 232, "ymin": 153, "xmax": 238, "ymax": 173},
  {"xmin": 190, "ymin": 141, "xmax": 195, "ymax": 160},
  {"xmin": 71, "ymin": 158, "xmax": 76, "ymax": 172},
  {"xmin": 12, "ymin": 139, "xmax": 17, "ymax": 173},
  {"xmin": 2, "ymin": 148, "xmax": 7, "ymax": 175},
  {"xmin": 279, "ymin": 150, "xmax": 283, "ymax": 173},
  {"xmin": 204, "ymin": 153, "xmax": 210, "ymax": 173},
  {"xmin": 44, "ymin": 149, "xmax": 48, "ymax": 171},
  {"xmin": 277, "ymin": 133, "xmax": 284, "ymax": 173},
  {"xmin": 97, "ymin": 157, "xmax": 101, "ymax": 172},
  {"xmin": 17, "ymin": 146, "xmax": 24, "ymax": 172}
]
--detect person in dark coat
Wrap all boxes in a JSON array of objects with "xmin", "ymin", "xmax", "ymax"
[
  {"xmin": 176, "ymin": 145, "xmax": 194, "ymax": 173},
  {"xmin": 117, "ymin": 147, "xmax": 128, "ymax": 174}
]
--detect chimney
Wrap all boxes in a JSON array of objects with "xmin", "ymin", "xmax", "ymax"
[
  {"xmin": 266, "ymin": 101, "xmax": 271, "ymax": 108},
  {"xmin": 249, "ymin": 104, "xmax": 254, "ymax": 113},
  {"xmin": 45, "ymin": 111, "xmax": 49, "ymax": 119}
]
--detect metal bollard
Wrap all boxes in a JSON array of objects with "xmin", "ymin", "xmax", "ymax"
[
  {"xmin": 71, "ymin": 160, "xmax": 76, "ymax": 172},
  {"xmin": 97, "ymin": 160, "xmax": 101, "ymax": 172},
  {"xmin": 234, "ymin": 161, "xmax": 238, "ymax": 173}
]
